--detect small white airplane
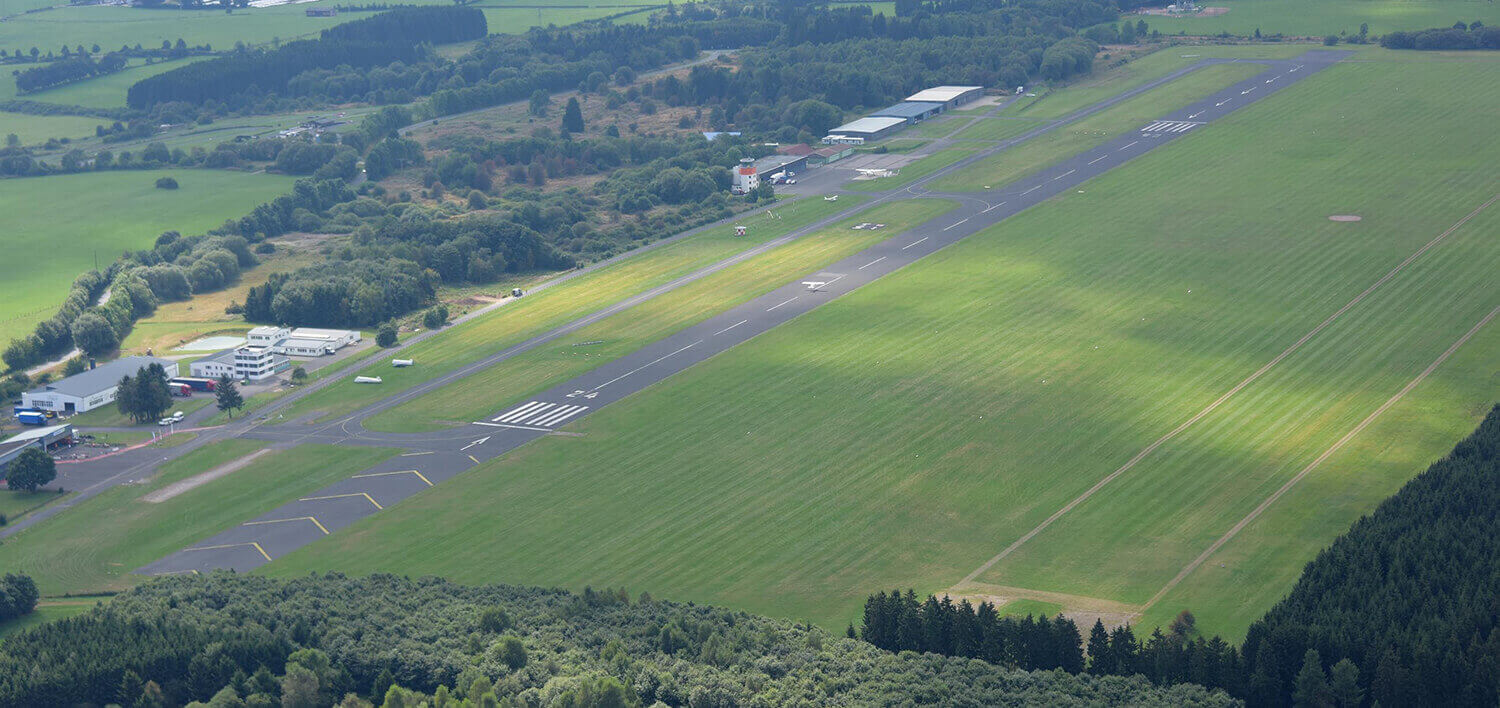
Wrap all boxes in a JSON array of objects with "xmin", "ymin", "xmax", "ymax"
[
  {"xmin": 802, "ymin": 281, "xmax": 827, "ymax": 291},
  {"xmin": 823, "ymin": 195, "xmax": 839, "ymax": 201}
]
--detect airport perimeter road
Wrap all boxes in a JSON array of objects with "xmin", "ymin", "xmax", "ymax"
[{"xmin": 138, "ymin": 50, "xmax": 1350, "ymax": 576}]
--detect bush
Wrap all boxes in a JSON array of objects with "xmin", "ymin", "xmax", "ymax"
[
  {"xmin": 376, "ymin": 322, "xmax": 398, "ymax": 347},
  {"xmin": 154, "ymin": 176, "xmax": 178, "ymax": 189}
]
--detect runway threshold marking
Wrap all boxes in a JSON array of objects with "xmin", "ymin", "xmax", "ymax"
[
  {"xmin": 183, "ymin": 542, "xmax": 272, "ymax": 562},
  {"xmin": 594, "ymin": 341, "xmax": 701, "ymax": 390},
  {"xmin": 300, "ymin": 492, "xmax": 383, "ymax": 510},
  {"xmin": 353, "ymin": 469, "xmax": 434, "ymax": 486},
  {"xmin": 473, "ymin": 421, "xmax": 550, "ymax": 431},
  {"xmin": 714, "ymin": 319, "xmax": 748, "ymax": 336},
  {"xmin": 767, "ymin": 296, "xmax": 798, "ymax": 312},
  {"xmin": 244, "ymin": 516, "xmax": 330, "ymax": 535},
  {"xmin": 902, "ymin": 237, "xmax": 928, "ymax": 250}
]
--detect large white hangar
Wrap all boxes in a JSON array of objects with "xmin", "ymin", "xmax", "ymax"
[
  {"xmin": 824, "ymin": 116, "xmax": 907, "ymax": 142},
  {"xmin": 904, "ymin": 85, "xmax": 984, "ymax": 110}
]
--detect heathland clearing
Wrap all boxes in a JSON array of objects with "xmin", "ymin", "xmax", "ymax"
[{"xmin": 263, "ymin": 52, "xmax": 1500, "ymax": 637}]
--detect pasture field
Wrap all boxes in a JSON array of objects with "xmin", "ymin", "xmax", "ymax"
[
  {"xmin": 363, "ymin": 198, "xmax": 959, "ymax": 432},
  {"xmin": 0, "ymin": 440, "xmax": 392, "ymax": 596},
  {"xmin": 276, "ymin": 195, "xmax": 865, "ymax": 425},
  {"xmin": 1137, "ymin": 0, "xmax": 1500, "ymax": 38},
  {"xmin": 26, "ymin": 56, "xmax": 209, "ymax": 109},
  {"xmin": 0, "ymin": 169, "xmax": 294, "ymax": 346},
  {"xmin": 0, "ymin": 1, "xmax": 655, "ymax": 57},
  {"xmin": 265, "ymin": 52, "xmax": 1500, "ymax": 638},
  {"xmin": 0, "ymin": 112, "xmax": 103, "ymax": 145},
  {"xmin": 844, "ymin": 147, "xmax": 977, "ymax": 192},
  {"xmin": 929, "ymin": 61, "xmax": 1264, "ymax": 192},
  {"xmin": 0, "ymin": 599, "xmax": 103, "ymax": 643}
]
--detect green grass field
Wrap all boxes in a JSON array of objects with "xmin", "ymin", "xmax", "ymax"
[
  {"xmin": 26, "ymin": 56, "xmax": 209, "ymax": 109},
  {"xmin": 0, "ymin": 112, "xmax": 104, "ymax": 145},
  {"xmin": 363, "ymin": 199, "xmax": 959, "ymax": 432},
  {"xmin": 0, "ymin": 169, "xmax": 294, "ymax": 346},
  {"xmin": 0, "ymin": 439, "xmax": 392, "ymax": 595},
  {"xmin": 65, "ymin": 394, "xmax": 214, "ymax": 429},
  {"xmin": 276, "ymin": 196, "xmax": 865, "ymax": 425},
  {"xmin": 951, "ymin": 116, "xmax": 1049, "ymax": 142},
  {"xmin": 1140, "ymin": 0, "xmax": 1500, "ymax": 38},
  {"xmin": 0, "ymin": 600, "xmax": 103, "ymax": 644},
  {"xmin": 930, "ymin": 61, "xmax": 1265, "ymax": 192},
  {"xmin": 263, "ymin": 51, "xmax": 1500, "ymax": 639},
  {"xmin": 0, "ymin": 489, "xmax": 64, "ymax": 524}
]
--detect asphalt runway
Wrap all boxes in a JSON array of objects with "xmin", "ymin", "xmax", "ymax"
[{"xmin": 139, "ymin": 50, "xmax": 1348, "ymax": 576}]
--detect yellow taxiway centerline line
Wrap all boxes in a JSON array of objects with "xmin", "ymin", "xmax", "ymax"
[
  {"xmin": 243, "ymin": 516, "xmax": 330, "ymax": 535},
  {"xmin": 300, "ymin": 492, "xmax": 383, "ymax": 510},
  {"xmin": 352, "ymin": 470, "xmax": 433, "ymax": 486}
]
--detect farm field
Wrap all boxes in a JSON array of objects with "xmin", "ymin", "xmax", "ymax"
[
  {"xmin": 0, "ymin": 111, "xmax": 103, "ymax": 145},
  {"xmin": 0, "ymin": 440, "xmax": 392, "ymax": 596},
  {"xmin": 363, "ymin": 199, "xmax": 959, "ymax": 432},
  {"xmin": 25, "ymin": 56, "xmax": 209, "ymax": 109},
  {"xmin": 844, "ymin": 147, "xmax": 977, "ymax": 192},
  {"xmin": 1136, "ymin": 0, "xmax": 1500, "ymax": 38},
  {"xmin": 264, "ymin": 52, "xmax": 1500, "ymax": 638},
  {"xmin": 929, "ymin": 61, "xmax": 1264, "ymax": 192},
  {"xmin": 277, "ymin": 196, "xmax": 865, "ymax": 425},
  {"xmin": 0, "ymin": 169, "xmax": 294, "ymax": 345}
]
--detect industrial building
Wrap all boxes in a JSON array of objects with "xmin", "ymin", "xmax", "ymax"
[
  {"xmin": 21, "ymin": 357, "xmax": 179, "ymax": 415},
  {"xmin": 0, "ymin": 424, "xmax": 73, "ymax": 478},
  {"xmin": 190, "ymin": 344, "xmax": 291, "ymax": 382},
  {"xmin": 753, "ymin": 154, "xmax": 809, "ymax": 181},
  {"xmin": 871, "ymin": 101, "xmax": 945, "ymax": 124},
  {"xmin": 246, "ymin": 326, "xmax": 360, "ymax": 356},
  {"xmin": 824, "ymin": 116, "xmax": 907, "ymax": 142},
  {"xmin": 903, "ymin": 85, "xmax": 984, "ymax": 110}
]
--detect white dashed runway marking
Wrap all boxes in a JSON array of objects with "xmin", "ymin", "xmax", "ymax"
[
  {"xmin": 490, "ymin": 401, "xmax": 590, "ymax": 428},
  {"xmin": 1141, "ymin": 120, "xmax": 1201, "ymax": 134}
]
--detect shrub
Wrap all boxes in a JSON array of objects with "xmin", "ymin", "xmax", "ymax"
[{"xmin": 154, "ymin": 176, "xmax": 178, "ymax": 189}]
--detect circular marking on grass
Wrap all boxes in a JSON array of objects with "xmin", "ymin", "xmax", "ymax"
[{"xmin": 1328, "ymin": 215, "xmax": 1363, "ymax": 222}]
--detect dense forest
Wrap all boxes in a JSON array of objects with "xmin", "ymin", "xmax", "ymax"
[
  {"xmin": 861, "ymin": 405, "xmax": 1500, "ymax": 706},
  {"xmin": 125, "ymin": 7, "xmax": 486, "ymax": 109},
  {"xmin": 0, "ymin": 574, "xmax": 1234, "ymax": 706},
  {"xmin": 14, "ymin": 52, "xmax": 127, "ymax": 93}
]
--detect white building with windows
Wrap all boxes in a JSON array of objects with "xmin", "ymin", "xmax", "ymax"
[
  {"xmin": 243, "ymin": 326, "xmax": 359, "ymax": 356},
  {"xmin": 190, "ymin": 345, "xmax": 290, "ymax": 382}
]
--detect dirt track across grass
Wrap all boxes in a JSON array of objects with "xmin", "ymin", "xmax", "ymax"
[{"xmin": 143, "ymin": 449, "xmax": 274, "ymax": 503}]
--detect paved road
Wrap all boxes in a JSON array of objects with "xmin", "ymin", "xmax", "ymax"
[{"xmin": 136, "ymin": 50, "xmax": 1349, "ymax": 575}]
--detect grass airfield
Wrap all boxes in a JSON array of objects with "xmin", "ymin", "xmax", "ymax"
[{"xmin": 261, "ymin": 49, "xmax": 1500, "ymax": 639}]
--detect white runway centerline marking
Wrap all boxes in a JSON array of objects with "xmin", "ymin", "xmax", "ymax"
[
  {"xmin": 942, "ymin": 219, "xmax": 968, "ymax": 231},
  {"xmin": 1054, "ymin": 169, "xmax": 1076, "ymax": 180},
  {"xmin": 1117, "ymin": 140, "xmax": 1139, "ymax": 151},
  {"xmin": 1088, "ymin": 155, "xmax": 1107, "ymax": 165},
  {"xmin": 1021, "ymin": 185, "xmax": 1041, "ymax": 195},
  {"xmin": 902, "ymin": 237, "xmax": 929, "ymax": 250},
  {"xmin": 713, "ymin": 319, "xmax": 748, "ymax": 336},
  {"xmin": 859, "ymin": 256, "xmax": 887, "ymax": 270},
  {"xmin": 982, "ymin": 202, "xmax": 1006, "ymax": 213},
  {"xmin": 767, "ymin": 296, "xmax": 799, "ymax": 311},
  {"xmin": 593, "ymin": 340, "xmax": 702, "ymax": 390}
]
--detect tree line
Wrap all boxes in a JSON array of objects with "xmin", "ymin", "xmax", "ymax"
[
  {"xmin": 858, "ymin": 589, "xmax": 1085, "ymax": 672},
  {"xmin": 14, "ymin": 52, "xmax": 127, "ymax": 93},
  {"xmin": 0, "ymin": 573, "xmax": 1233, "ymax": 706},
  {"xmin": 0, "ymin": 574, "xmax": 38, "ymax": 623},
  {"xmin": 1380, "ymin": 22, "xmax": 1500, "ymax": 50}
]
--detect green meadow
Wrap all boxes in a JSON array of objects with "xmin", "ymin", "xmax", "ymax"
[
  {"xmin": 264, "ymin": 51, "xmax": 1500, "ymax": 639},
  {"xmin": 1140, "ymin": 0, "xmax": 1500, "ymax": 38},
  {"xmin": 0, "ymin": 169, "xmax": 295, "ymax": 346}
]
